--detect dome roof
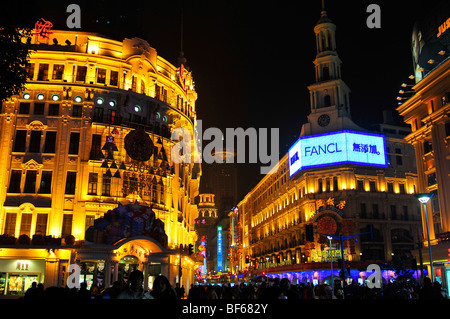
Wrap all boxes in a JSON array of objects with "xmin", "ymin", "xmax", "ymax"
[{"xmin": 316, "ymin": 11, "xmax": 333, "ymax": 25}]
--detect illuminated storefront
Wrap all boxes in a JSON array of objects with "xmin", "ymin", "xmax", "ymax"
[
  {"xmin": 238, "ymin": 7, "xmax": 422, "ymax": 285},
  {"xmin": 397, "ymin": 1, "xmax": 450, "ymax": 292},
  {"xmin": 0, "ymin": 25, "xmax": 201, "ymax": 294}
]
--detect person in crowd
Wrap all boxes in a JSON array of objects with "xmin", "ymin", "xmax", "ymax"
[
  {"xmin": 150, "ymin": 275, "xmax": 177, "ymax": 299},
  {"xmin": 117, "ymin": 270, "xmax": 153, "ymax": 299}
]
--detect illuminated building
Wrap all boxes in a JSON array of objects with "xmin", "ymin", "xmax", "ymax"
[
  {"xmin": 396, "ymin": 1, "xmax": 450, "ymax": 287},
  {"xmin": 238, "ymin": 7, "xmax": 422, "ymax": 285},
  {"xmin": 194, "ymin": 193, "xmax": 218, "ymax": 278},
  {"xmin": 0, "ymin": 28, "xmax": 200, "ymax": 295},
  {"xmin": 200, "ymin": 148, "xmax": 238, "ymax": 217}
]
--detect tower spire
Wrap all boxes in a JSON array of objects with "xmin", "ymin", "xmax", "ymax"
[
  {"xmin": 300, "ymin": 4, "xmax": 360, "ymax": 136},
  {"xmin": 177, "ymin": 9, "xmax": 187, "ymax": 67}
]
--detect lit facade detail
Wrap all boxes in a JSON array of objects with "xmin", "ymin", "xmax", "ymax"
[
  {"xmin": 396, "ymin": 3, "xmax": 450, "ymax": 283},
  {"xmin": 0, "ymin": 30, "xmax": 200, "ymax": 294},
  {"xmin": 237, "ymin": 8, "xmax": 422, "ymax": 284}
]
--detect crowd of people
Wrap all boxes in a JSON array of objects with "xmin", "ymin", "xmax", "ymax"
[
  {"xmin": 188, "ymin": 276, "xmax": 448, "ymax": 300},
  {"xmin": 22, "ymin": 270, "xmax": 447, "ymax": 300}
]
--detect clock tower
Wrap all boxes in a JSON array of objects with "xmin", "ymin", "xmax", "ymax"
[{"xmin": 300, "ymin": 5, "xmax": 362, "ymax": 137}]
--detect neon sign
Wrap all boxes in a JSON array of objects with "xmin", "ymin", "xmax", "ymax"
[
  {"xmin": 437, "ymin": 16, "xmax": 450, "ymax": 38},
  {"xmin": 217, "ymin": 226, "xmax": 223, "ymax": 272},
  {"xmin": 32, "ymin": 18, "xmax": 53, "ymax": 39},
  {"xmin": 289, "ymin": 130, "xmax": 387, "ymax": 177}
]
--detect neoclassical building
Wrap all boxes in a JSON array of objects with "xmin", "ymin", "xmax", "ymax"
[
  {"xmin": 0, "ymin": 29, "xmax": 200, "ymax": 295},
  {"xmin": 396, "ymin": 1, "xmax": 450, "ymax": 287},
  {"xmin": 238, "ymin": 8, "xmax": 422, "ymax": 285}
]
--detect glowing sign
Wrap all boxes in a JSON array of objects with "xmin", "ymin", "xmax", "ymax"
[
  {"xmin": 32, "ymin": 18, "xmax": 53, "ymax": 39},
  {"xmin": 437, "ymin": 17, "xmax": 450, "ymax": 38},
  {"xmin": 289, "ymin": 130, "xmax": 387, "ymax": 177},
  {"xmin": 217, "ymin": 226, "xmax": 223, "ymax": 272}
]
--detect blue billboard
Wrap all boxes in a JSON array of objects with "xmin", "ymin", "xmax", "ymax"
[
  {"xmin": 217, "ymin": 226, "xmax": 223, "ymax": 272},
  {"xmin": 288, "ymin": 130, "xmax": 388, "ymax": 177}
]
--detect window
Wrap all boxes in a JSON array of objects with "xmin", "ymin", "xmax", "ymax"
[
  {"xmin": 43, "ymin": 131, "xmax": 57, "ymax": 153},
  {"xmin": 373, "ymin": 204, "xmax": 379, "ymax": 219},
  {"xmin": 19, "ymin": 102, "xmax": 30, "ymax": 114},
  {"xmin": 318, "ymin": 179, "xmax": 323, "ymax": 193},
  {"xmin": 37, "ymin": 63, "xmax": 49, "ymax": 81},
  {"xmin": 85, "ymin": 215, "xmax": 95, "ymax": 231},
  {"xmin": 102, "ymin": 174, "xmax": 111, "ymax": 196},
  {"xmin": 395, "ymin": 148, "xmax": 403, "ymax": 165},
  {"xmin": 427, "ymin": 173, "xmax": 437, "ymax": 186},
  {"xmin": 52, "ymin": 64, "xmax": 64, "ymax": 80},
  {"xmin": 390, "ymin": 205, "xmax": 397, "ymax": 220},
  {"xmin": 399, "ymin": 183, "xmax": 406, "ymax": 194},
  {"xmin": 97, "ymin": 68, "xmax": 106, "ymax": 84},
  {"xmin": 76, "ymin": 65, "xmax": 87, "ymax": 82},
  {"xmin": 369, "ymin": 181, "xmax": 376, "ymax": 192},
  {"xmin": 324, "ymin": 95, "xmax": 331, "ymax": 107},
  {"xmin": 23, "ymin": 170, "xmax": 37, "ymax": 193},
  {"xmin": 107, "ymin": 109, "xmax": 116, "ymax": 124},
  {"xmin": 90, "ymin": 134, "xmax": 102, "ymax": 160},
  {"xmin": 48, "ymin": 103, "xmax": 59, "ymax": 116},
  {"xmin": 13, "ymin": 130, "xmax": 27, "ymax": 152},
  {"xmin": 4, "ymin": 213, "xmax": 17, "ymax": 236},
  {"xmin": 403, "ymin": 206, "xmax": 409, "ymax": 221},
  {"xmin": 29, "ymin": 131, "xmax": 41, "ymax": 153},
  {"xmin": 25, "ymin": 63, "xmax": 35, "ymax": 80},
  {"xmin": 72, "ymin": 104, "xmax": 82, "ymax": 117},
  {"xmin": 93, "ymin": 107, "xmax": 104, "ymax": 122},
  {"xmin": 357, "ymin": 180, "xmax": 364, "ymax": 191},
  {"xmin": 68, "ymin": 132, "xmax": 80, "ymax": 155},
  {"xmin": 20, "ymin": 213, "xmax": 32, "ymax": 236},
  {"xmin": 33, "ymin": 103, "xmax": 45, "ymax": 115},
  {"xmin": 333, "ymin": 177, "xmax": 338, "ymax": 191},
  {"xmin": 110, "ymin": 70, "xmax": 118, "ymax": 86},
  {"xmin": 35, "ymin": 214, "xmax": 48, "ymax": 235},
  {"xmin": 445, "ymin": 122, "xmax": 450, "ymax": 138},
  {"xmin": 387, "ymin": 182, "xmax": 394, "ymax": 193},
  {"xmin": 65, "ymin": 171, "xmax": 77, "ymax": 195},
  {"xmin": 423, "ymin": 141, "xmax": 432, "ymax": 154},
  {"xmin": 360, "ymin": 203, "xmax": 367, "ymax": 218},
  {"xmin": 39, "ymin": 171, "xmax": 52, "ymax": 194},
  {"xmin": 61, "ymin": 214, "xmax": 73, "ymax": 237},
  {"xmin": 88, "ymin": 173, "xmax": 98, "ymax": 195},
  {"xmin": 8, "ymin": 170, "xmax": 22, "ymax": 193}
]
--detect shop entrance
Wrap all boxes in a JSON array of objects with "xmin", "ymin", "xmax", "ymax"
[{"xmin": 118, "ymin": 256, "xmax": 140, "ymax": 285}]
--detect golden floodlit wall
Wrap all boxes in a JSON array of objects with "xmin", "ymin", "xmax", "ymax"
[{"xmin": 0, "ymin": 30, "xmax": 200, "ymax": 253}]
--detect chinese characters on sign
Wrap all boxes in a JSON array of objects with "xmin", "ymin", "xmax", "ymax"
[
  {"xmin": 32, "ymin": 18, "xmax": 53, "ymax": 39},
  {"xmin": 353, "ymin": 143, "xmax": 380, "ymax": 155}
]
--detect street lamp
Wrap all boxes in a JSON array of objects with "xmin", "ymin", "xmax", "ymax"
[
  {"xmin": 417, "ymin": 192, "xmax": 435, "ymax": 283},
  {"xmin": 327, "ymin": 235, "xmax": 334, "ymax": 295}
]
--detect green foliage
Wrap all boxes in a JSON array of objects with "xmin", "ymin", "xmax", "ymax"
[{"xmin": 0, "ymin": 27, "xmax": 31, "ymax": 102}]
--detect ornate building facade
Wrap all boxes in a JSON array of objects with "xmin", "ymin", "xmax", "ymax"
[
  {"xmin": 0, "ymin": 29, "xmax": 200, "ymax": 295},
  {"xmin": 238, "ymin": 9, "xmax": 422, "ymax": 285},
  {"xmin": 396, "ymin": 1, "xmax": 450, "ymax": 287}
]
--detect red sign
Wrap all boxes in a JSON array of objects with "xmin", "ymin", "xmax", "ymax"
[
  {"xmin": 179, "ymin": 64, "xmax": 186, "ymax": 90},
  {"xmin": 32, "ymin": 18, "xmax": 53, "ymax": 39}
]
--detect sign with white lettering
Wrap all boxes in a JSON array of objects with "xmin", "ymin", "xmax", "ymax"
[{"xmin": 289, "ymin": 130, "xmax": 387, "ymax": 177}]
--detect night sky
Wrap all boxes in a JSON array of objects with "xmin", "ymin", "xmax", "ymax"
[{"xmin": 2, "ymin": 0, "xmax": 446, "ymax": 200}]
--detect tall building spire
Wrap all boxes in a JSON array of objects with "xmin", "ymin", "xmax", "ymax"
[
  {"xmin": 177, "ymin": 9, "xmax": 187, "ymax": 67},
  {"xmin": 301, "ymin": 4, "xmax": 361, "ymax": 136}
]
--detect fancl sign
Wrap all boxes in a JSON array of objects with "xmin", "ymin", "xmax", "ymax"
[
  {"xmin": 217, "ymin": 226, "xmax": 223, "ymax": 272},
  {"xmin": 288, "ymin": 130, "xmax": 388, "ymax": 177}
]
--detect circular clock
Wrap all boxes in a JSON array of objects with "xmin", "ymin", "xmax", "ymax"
[{"xmin": 318, "ymin": 114, "xmax": 331, "ymax": 127}]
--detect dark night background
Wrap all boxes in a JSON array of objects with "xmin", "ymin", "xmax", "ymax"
[{"xmin": 1, "ymin": 0, "xmax": 446, "ymax": 200}]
